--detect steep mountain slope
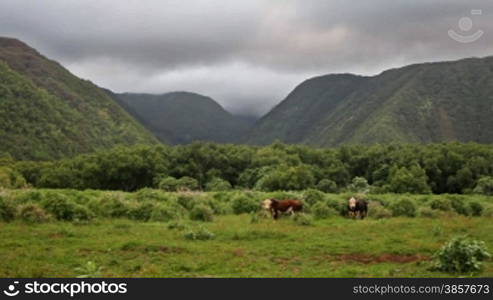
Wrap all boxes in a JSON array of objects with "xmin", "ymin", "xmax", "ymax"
[
  {"xmin": 0, "ymin": 37, "xmax": 157, "ymax": 160},
  {"xmin": 246, "ymin": 56, "xmax": 493, "ymax": 146},
  {"xmin": 114, "ymin": 92, "xmax": 255, "ymax": 144}
]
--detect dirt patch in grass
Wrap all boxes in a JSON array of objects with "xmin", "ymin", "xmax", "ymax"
[{"xmin": 337, "ymin": 253, "xmax": 430, "ymax": 264}]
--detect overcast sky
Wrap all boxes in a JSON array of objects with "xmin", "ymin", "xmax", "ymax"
[{"xmin": 1, "ymin": 0, "xmax": 492, "ymax": 116}]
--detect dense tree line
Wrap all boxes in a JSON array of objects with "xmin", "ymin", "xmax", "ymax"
[{"xmin": 3, "ymin": 142, "xmax": 493, "ymax": 194}]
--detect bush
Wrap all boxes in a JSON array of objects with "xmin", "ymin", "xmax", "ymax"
[
  {"xmin": 390, "ymin": 198, "xmax": 417, "ymax": 217},
  {"xmin": 41, "ymin": 193, "xmax": 77, "ymax": 221},
  {"xmin": 448, "ymin": 196, "xmax": 470, "ymax": 216},
  {"xmin": 184, "ymin": 226, "xmax": 215, "ymax": 240},
  {"xmin": 205, "ymin": 178, "xmax": 232, "ymax": 191},
  {"xmin": 483, "ymin": 205, "xmax": 493, "ymax": 218},
  {"xmin": 432, "ymin": 236, "xmax": 491, "ymax": 273},
  {"xmin": 0, "ymin": 196, "xmax": 15, "ymax": 222},
  {"xmin": 303, "ymin": 189, "xmax": 325, "ymax": 206},
  {"xmin": 469, "ymin": 202, "xmax": 484, "ymax": 217},
  {"xmin": 189, "ymin": 204, "xmax": 214, "ymax": 222},
  {"xmin": 72, "ymin": 204, "xmax": 95, "ymax": 222},
  {"xmin": 158, "ymin": 177, "xmax": 180, "ymax": 191},
  {"xmin": 316, "ymin": 179, "xmax": 337, "ymax": 193},
  {"xmin": 150, "ymin": 203, "xmax": 183, "ymax": 222},
  {"xmin": 292, "ymin": 213, "xmax": 313, "ymax": 226},
  {"xmin": 167, "ymin": 220, "xmax": 188, "ymax": 230},
  {"xmin": 347, "ymin": 177, "xmax": 370, "ymax": 194},
  {"xmin": 0, "ymin": 166, "xmax": 27, "ymax": 189},
  {"xmin": 418, "ymin": 206, "xmax": 441, "ymax": 218},
  {"xmin": 128, "ymin": 202, "xmax": 155, "ymax": 221},
  {"xmin": 17, "ymin": 204, "xmax": 52, "ymax": 223},
  {"xmin": 473, "ymin": 176, "xmax": 493, "ymax": 196},
  {"xmin": 158, "ymin": 177, "xmax": 199, "ymax": 192},
  {"xmin": 368, "ymin": 202, "xmax": 392, "ymax": 219},
  {"xmin": 134, "ymin": 188, "xmax": 167, "ymax": 202},
  {"xmin": 311, "ymin": 202, "xmax": 337, "ymax": 219},
  {"xmin": 97, "ymin": 196, "xmax": 129, "ymax": 218},
  {"xmin": 176, "ymin": 193, "xmax": 197, "ymax": 210},
  {"xmin": 430, "ymin": 198, "xmax": 453, "ymax": 211},
  {"xmin": 231, "ymin": 195, "xmax": 258, "ymax": 214},
  {"xmin": 326, "ymin": 197, "xmax": 346, "ymax": 216}
]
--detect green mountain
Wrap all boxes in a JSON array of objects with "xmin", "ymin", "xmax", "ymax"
[
  {"xmin": 246, "ymin": 56, "xmax": 493, "ymax": 146},
  {"xmin": 113, "ymin": 92, "xmax": 255, "ymax": 144},
  {"xmin": 0, "ymin": 37, "xmax": 157, "ymax": 160}
]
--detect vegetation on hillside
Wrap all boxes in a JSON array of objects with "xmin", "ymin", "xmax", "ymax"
[
  {"xmin": 113, "ymin": 92, "xmax": 255, "ymax": 144},
  {"xmin": 246, "ymin": 57, "xmax": 493, "ymax": 146},
  {"xmin": 0, "ymin": 37, "xmax": 157, "ymax": 160}
]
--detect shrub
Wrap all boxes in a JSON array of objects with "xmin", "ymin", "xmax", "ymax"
[
  {"xmin": 41, "ymin": 193, "xmax": 78, "ymax": 221},
  {"xmin": 326, "ymin": 197, "xmax": 346, "ymax": 216},
  {"xmin": 176, "ymin": 177, "xmax": 200, "ymax": 191},
  {"xmin": 483, "ymin": 205, "xmax": 493, "ymax": 218},
  {"xmin": 389, "ymin": 198, "xmax": 417, "ymax": 217},
  {"xmin": 231, "ymin": 195, "xmax": 258, "ymax": 214},
  {"xmin": 128, "ymin": 202, "xmax": 155, "ymax": 221},
  {"xmin": 430, "ymin": 198, "xmax": 452, "ymax": 211},
  {"xmin": 292, "ymin": 213, "xmax": 313, "ymax": 226},
  {"xmin": 347, "ymin": 177, "xmax": 370, "ymax": 193},
  {"xmin": 303, "ymin": 189, "xmax": 325, "ymax": 206},
  {"xmin": 150, "ymin": 203, "xmax": 183, "ymax": 222},
  {"xmin": 368, "ymin": 202, "xmax": 392, "ymax": 219},
  {"xmin": 469, "ymin": 202, "xmax": 484, "ymax": 217},
  {"xmin": 75, "ymin": 261, "xmax": 102, "ymax": 278},
  {"xmin": 418, "ymin": 207, "xmax": 441, "ymax": 218},
  {"xmin": 184, "ymin": 226, "xmax": 215, "ymax": 240},
  {"xmin": 205, "ymin": 178, "xmax": 232, "ymax": 191},
  {"xmin": 432, "ymin": 236, "xmax": 491, "ymax": 273},
  {"xmin": 176, "ymin": 193, "xmax": 197, "ymax": 210},
  {"xmin": 134, "ymin": 188, "xmax": 167, "ymax": 202},
  {"xmin": 316, "ymin": 179, "xmax": 337, "ymax": 193},
  {"xmin": 98, "ymin": 196, "xmax": 129, "ymax": 218},
  {"xmin": 473, "ymin": 176, "xmax": 493, "ymax": 196},
  {"xmin": 167, "ymin": 220, "xmax": 188, "ymax": 230},
  {"xmin": 311, "ymin": 202, "xmax": 337, "ymax": 219},
  {"xmin": 17, "ymin": 204, "xmax": 52, "ymax": 223},
  {"xmin": 189, "ymin": 204, "xmax": 214, "ymax": 222},
  {"xmin": 158, "ymin": 177, "xmax": 180, "ymax": 191},
  {"xmin": 0, "ymin": 166, "xmax": 27, "ymax": 188},
  {"xmin": 158, "ymin": 176, "xmax": 199, "ymax": 191},
  {"xmin": 72, "ymin": 205, "xmax": 95, "ymax": 222},
  {"xmin": 0, "ymin": 196, "xmax": 15, "ymax": 222},
  {"xmin": 448, "ymin": 196, "xmax": 470, "ymax": 216}
]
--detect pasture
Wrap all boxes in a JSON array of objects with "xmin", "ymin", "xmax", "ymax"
[{"xmin": 0, "ymin": 189, "xmax": 492, "ymax": 277}]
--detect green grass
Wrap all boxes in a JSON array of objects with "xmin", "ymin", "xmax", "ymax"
[{"xmin": 1, "ymin": 215, "xmax": 492, "ymax": 278}]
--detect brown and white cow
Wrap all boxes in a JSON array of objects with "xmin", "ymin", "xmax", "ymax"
[
  {"xmin": 262, "ymin": 198, "xmax": 303, "ymax": 220},
  {"xmin": 348, "ymin": 197, "xmax": 368, "ymax": 219}
]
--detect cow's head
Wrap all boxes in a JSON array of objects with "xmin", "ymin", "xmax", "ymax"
[
  {"xmin": 262, "ymin": 199, "xmax": 273, "ymax": 210},
  {"xmin": 348, "ymin": 197, "xmax": 357, "ymax": 210}
]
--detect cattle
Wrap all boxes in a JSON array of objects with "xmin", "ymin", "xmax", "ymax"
[
  {"xmin": 348, "ymin": 197, "xmax": 368, "ymax": 219},
  {"xmin": 262, "ymin": 198, "xmax": 303, "ymax": 220}
]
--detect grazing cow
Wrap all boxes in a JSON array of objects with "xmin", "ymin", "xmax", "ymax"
[
  {"xmin": 262, "ymin": 198, "xmax": 303, "ymax": 220},
  {"xmin": 348, "ymin": 197, "xmax": 368, "ymax": 219}
]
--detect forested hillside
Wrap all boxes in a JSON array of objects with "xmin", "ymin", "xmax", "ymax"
[
  {"xmin": 114, "ymin": 92, "xmax": 254, "ymax": 144},
  {"xmin": 246, "ymin": 56, "xmax": 493, "ymax": 146},
  {"xmin": 0, "ymin": 38, "xmax": 157, "ymax": 160}
]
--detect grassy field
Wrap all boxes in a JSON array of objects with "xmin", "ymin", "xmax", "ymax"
[
  {"xmin": 1, "ymin": 189, "xmax": 492, "ymax": 277},
  {"xmin": 1, "ymin": 215, "xmax": 492, "ymax": 277}
]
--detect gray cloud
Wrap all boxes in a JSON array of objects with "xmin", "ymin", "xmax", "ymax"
[{"xmin": 1, "ymin": 0, "xmax": 492, "ymax": 116}]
